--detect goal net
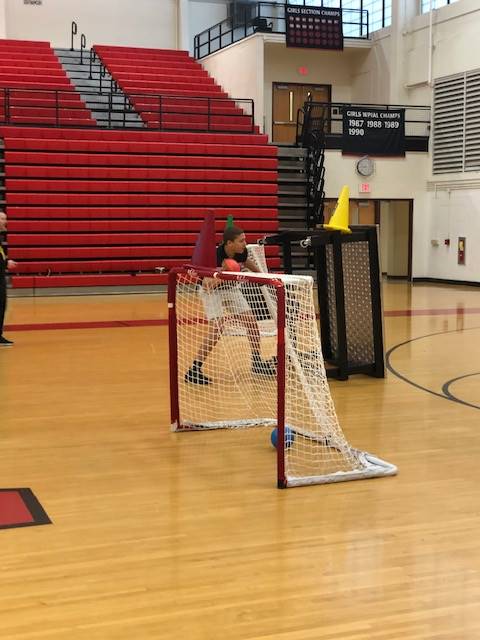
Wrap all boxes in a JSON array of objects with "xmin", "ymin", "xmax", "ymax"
[{"xmin": 168, "ymin": 266, "xmax": 397, "ymax": 488}]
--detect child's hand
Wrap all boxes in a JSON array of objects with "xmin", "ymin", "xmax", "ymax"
[{"xmin": 202, "ymin": 276, "xmax": 219, "ymax": 291}]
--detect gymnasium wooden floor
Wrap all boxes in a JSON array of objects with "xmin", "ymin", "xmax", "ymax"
[{"xmin": 1, "ymin": 281, "xmax": 479, "ymax": 640}]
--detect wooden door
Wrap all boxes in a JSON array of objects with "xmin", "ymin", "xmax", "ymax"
[
  {"xmin": 323, "ymin": 199, "xmax": 375, "ymax": 227},
  {"xmin": 272, "ymin": 83, "xmax": 330, "ymax": 144},
  {"xmin": 357, "ymin": 201, "xmax": 375, "ymax": 224}
]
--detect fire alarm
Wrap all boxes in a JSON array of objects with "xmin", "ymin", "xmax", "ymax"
[{"xmin": 298, "ymin": 66, "xmax": 308, "ymax": 76}]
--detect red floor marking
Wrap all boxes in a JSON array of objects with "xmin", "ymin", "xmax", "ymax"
[
  {"xmin": 384, "ymin": 307, "xmax": 480, "ymax": 317},
  {"xmin": 5, "ymin": 307, "xmax": 480, "ymax": 332},
  {"xmin": 0, "ymin": 491, "xmax": 34, "ymax": 526},
  {"xmin": 5, "ymin": 319, "xmax": 168, "ymax": 331}
]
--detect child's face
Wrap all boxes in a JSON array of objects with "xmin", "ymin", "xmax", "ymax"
[{"xmin": 228, "ymin": 233, "xmax": 247, "ymax": 254}]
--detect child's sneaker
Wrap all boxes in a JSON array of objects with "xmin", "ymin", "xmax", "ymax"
[{"xmin": 185, "ymin": 367, "xmax": 211, "ymax": 385}]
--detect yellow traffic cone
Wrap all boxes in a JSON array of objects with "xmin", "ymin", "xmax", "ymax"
[{"xmin": 324, "ymin": 185, "xmax": 352, "ymax": 234}]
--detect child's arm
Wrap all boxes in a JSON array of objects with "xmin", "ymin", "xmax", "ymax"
[{"xmin": 244, "ymin": 257, "xmax": 261, "ymax": 273}]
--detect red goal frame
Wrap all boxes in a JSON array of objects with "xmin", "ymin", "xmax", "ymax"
[{"xmin": 168, "ymin": 266, "xmax": 289, "ymax": 488}]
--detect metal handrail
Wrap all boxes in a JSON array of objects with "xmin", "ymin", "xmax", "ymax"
[
  {"xmin": 194, "ymin": 2, "xmax": 369, "ymax": 59},
  {"xmin": 0, "ymin": 86, "xmax": 256, "ymax": 133},
  {"xmin": 80, "ymin": 33, "xmax": 87, "ymax": 65},
  {"xmin": 70, "ymin": 21, "xmax": 77, "ymax": 52},
  {"xmin": 88, "ymin": 47, "xmax": 96, "ymax": 80}
]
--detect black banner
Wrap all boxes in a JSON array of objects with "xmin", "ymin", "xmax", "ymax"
[
  {"xmin": 286, "ymin": 6, "xmax": 343, "ymax": 51},
  {"xmin": 342, "ymin": 107, "xmax": 405, "ymax": 156}
]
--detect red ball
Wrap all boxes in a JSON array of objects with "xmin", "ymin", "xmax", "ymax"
[{"xmin": 223, "ymin": 258, "xmax": 241, "ymax": 272}]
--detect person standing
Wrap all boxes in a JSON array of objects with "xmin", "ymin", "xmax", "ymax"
[{"xmin": 0, "ymin": 211, "xmax": 17, "ymax": 346}]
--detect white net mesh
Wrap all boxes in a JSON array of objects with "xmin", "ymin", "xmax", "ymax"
[{"xmin": 171, "ymin": 265, "xmax": 396, "ymax": 487}]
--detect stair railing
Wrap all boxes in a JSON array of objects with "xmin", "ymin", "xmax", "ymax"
[
  {"xmin": 306, "ymin": 130, "xmax": 327, "ymax": 227},
  {"xmin": 70, "ymin": 21, "xmax": 77, "ymax": 51},
  {"xmin": 80, "ymin": 33, "xmax": 87, "ymax": 64},
  {"xmin": 98, "ymin": 64, "xmax": 107, "ymax": 94},
  {"xmin": 107, "ymin": 92, "xmax": 113, "ymax": 128},
  {"xmin": 88, "ymin": 48, "xmax": 96, "ymax": 80},
  {"xmin": 295, "ymin": 100, "xmax": 328, "ymax": 227},
  {"xmin": 0, "ymin": 85, "xmax": 255, "ymax": 134}
]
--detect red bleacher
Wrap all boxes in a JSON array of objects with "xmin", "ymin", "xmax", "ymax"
[
  {"xmin": 93, "ymin": 45, "xmax": 256, "ymax": 133},
  {"xmin": 0, "ymin": 39, "xmax": 94, "ymax": 127},
  {"xmin": 2, "ymin": 126, "xmax": 279, "ymax": 288}
]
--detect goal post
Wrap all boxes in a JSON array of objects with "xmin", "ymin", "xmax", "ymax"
[{"xmin": 168, "ymin": 265, "xmax": 397, "ymax": 488}]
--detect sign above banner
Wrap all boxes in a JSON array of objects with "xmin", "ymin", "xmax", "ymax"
[
  {"xmin": 342, "ymin": 107, "xmax": 406, "ymax": 156},
  {"xmin": 286, "ymin": 6, "xmax": 343, "ymax": 51}
]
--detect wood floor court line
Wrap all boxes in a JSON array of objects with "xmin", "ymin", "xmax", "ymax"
[
  {"xmin": 386, "ymin": 324, "xmax": 480, "ymax": 411},
  {"xmin": 5, "ymin": 305, "xmax": 480, "ymax": 332}
]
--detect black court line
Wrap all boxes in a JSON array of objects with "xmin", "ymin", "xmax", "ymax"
[
  {"xmin": 442, "ymin": 373, "xmax": 480, "ymax": 410},
  {"xmin": 385, "ymin": 326, "xmax": 480, "ymax": 412}
]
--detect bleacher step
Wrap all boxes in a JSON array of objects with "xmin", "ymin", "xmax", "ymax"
[{"xmin": 54, "ymin": 47, "xmax": 144, "ymax": 128}]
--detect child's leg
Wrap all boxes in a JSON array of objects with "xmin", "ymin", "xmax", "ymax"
[
  {"xmin": 185, "ymin": 288, "xmax": 225, "ymax": 385},
  {"xmin": 193, "ymin": 318, "xmax": 224, "ymax": 364}
]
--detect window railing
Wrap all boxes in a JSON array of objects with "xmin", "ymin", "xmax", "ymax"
[{"xmin": 194, "ymin": 1, "xmax": 369, "ymax": 59}]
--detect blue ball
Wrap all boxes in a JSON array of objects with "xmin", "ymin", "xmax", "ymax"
[{"xmin": 270, "ymin": 427, "xmax": 295, "ymax": 449}]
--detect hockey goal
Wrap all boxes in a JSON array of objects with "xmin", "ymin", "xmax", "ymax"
[{"xmin": 168, "ymin": 265, "xmax": 397, "ymax": 488}]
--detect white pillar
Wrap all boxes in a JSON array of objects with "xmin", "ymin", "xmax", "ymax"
[
  {"xmin": 177, "ymin": 0, "xmax": 190, "ymax": 51},
  {"xmin": 389, "ymin": 0, "xmax": 418, "ymax": 103},
  {"xmin": 0, "ymin": 0, "xmax": 7, "ymax": 39}
]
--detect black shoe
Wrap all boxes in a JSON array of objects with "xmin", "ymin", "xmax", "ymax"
[
  {"xmin": 252, "ymin": 357, "xmax": 276, "ymax": 377},
  {"xmin": 0, "ymin": 336, "xmax": 13, "ymax": 347},
  {"xmin": 185, "ymin": 367, "xmax": 211, "ymax": 385}
]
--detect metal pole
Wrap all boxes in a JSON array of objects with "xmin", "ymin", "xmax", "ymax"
[
  {"xmin": 108, "ymin": 92, "xmax": 112, "ymax": 128},
  {"xmin": 71, "ymin": 21, "xmax": 77, "ymax": 51},
  {"xmin": 80, "ymin": 34, "xmax": 86, "ymax": 65},
  {"xmin": 89, "ymin": 48, "xmax": 94, "ymax": 80}
]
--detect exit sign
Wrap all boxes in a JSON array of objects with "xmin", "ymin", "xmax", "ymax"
[{"xmin": 359, "ymin": 182, "xmax": 371, "ymax": 193}]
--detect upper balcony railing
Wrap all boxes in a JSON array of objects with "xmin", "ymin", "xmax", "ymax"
[{"xmin": 194, "ymin": 1, "xmax": 369, "ymax": 60}]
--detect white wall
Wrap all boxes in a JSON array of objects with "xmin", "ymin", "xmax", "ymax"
[
  {"xmin": 400, "ymin": 0, "xmax": 480, "ymax": 282},
  {"xmin": 2, "ymin": 0, "xmax": 178, "ymax": 49},
  {"xmin": 350, "ymin": 30, "xmax": 391, "ymax": 104},
  {"xmin": 424, "ymin": 189, "xmax": 480, "ymax": 283},
  {"xmin": 406, "ymin": 0, "xmax": 480, "ymax": 85},
  {"xmin": 325, "ymin": 151, "xmax": 429, "ymax": 279},
  {"xmin": 201, "ymin": 34, "xmax": 264, "ymax": 129},
  {"xmin": 188, "ymin": 0, "xmax": 227, "ymax": 55},
  {"xmin": 0, "ymin": 1, "xmax": 6, "ymax": 39}
]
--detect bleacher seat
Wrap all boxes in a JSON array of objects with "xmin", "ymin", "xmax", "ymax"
[
  {"xmin": 93, "ymin": 44, "xmax": 258, "ymax": 133},
  {"xmin": 0, "ymin": 39, "xmax": 94, "ymax": 126},
  {"xmin": 1, "ymin": 126, "xmax": 279, "ymax": 288}
]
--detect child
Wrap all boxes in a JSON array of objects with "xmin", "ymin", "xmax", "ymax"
[{"xmin": 185, "ymin": 226, "xmax": 276, "ymax": 385}]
